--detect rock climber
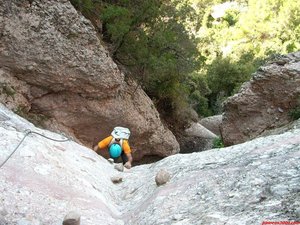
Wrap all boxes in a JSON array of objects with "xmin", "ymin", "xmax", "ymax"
[{"xmin": 93, "ymin": 127, "xmax": 133, "ymax": 169}]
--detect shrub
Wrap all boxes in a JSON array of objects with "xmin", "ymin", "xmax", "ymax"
[
  {"xmin": 289, "ymin": 106, "xmax": 300, "ymax": 120},
  {"xmin": 14, "ymin": 106, "xmax": 49, "ymax": 128},
  {"xmin": 212, "ymin": 137, "xmax": 224, "ymax": 148},
  {"xmin": 0, "ymin": 83, "xmax": 16, "ymax": 99}
]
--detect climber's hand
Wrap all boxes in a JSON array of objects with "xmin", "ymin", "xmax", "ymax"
[{"xmin": 124, "ymin": 161, "xmax": 132, "ymax": 169}]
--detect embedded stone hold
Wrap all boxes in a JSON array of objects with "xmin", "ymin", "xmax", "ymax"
[
  {"xmin": 111, "ymin": 176, "xmax": 123, "ymax": 184},
  {"xmin": 155, "ymin": 169, "xmax": 171, "ymax": 186},
  {"xmin": 114, "ymin": 163, "xmax": 124, "ymax": 172},
  {"xmin": 107, "ymin": 158, "xmax": 114, "ymax": 164},
  {"xmin": 63, "ymin": 211, "xmax": 81, "ymax": 225}
]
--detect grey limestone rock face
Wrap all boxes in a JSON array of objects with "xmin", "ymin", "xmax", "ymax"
[
  {"xmin": 0, "ymin": 0, "xmax": 179, "ymax": 161},
  {"xmin": 221, "ymin": 51, "xmax": 300, "ymax": 146},
  {"xmin": 1, "ymin": 104, "xmax": 299, "ymax": 225}
]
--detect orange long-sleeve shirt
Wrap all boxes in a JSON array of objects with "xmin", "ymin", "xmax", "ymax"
[{"xmin": 98, "ymin": 136, "xmax": 131, "ymax": 154}]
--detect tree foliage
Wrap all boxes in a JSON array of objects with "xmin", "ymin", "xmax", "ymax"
[
  {"xmin": 194, "ymin": 0, "xmax": 300, "ymax": 114},
  {"xmin": 70, "ymin": 0, "xmax": 300, "ymax": 121},
  {"xmin": 71, "ymin": 0, "xmax": 203, "ymax": 126}
]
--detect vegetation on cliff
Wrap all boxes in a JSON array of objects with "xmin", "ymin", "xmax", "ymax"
[{"xmin": 70, "ymin": 0, "xmax": 300, "ymax": 125}]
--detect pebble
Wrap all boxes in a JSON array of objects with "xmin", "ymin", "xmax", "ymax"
[
  {"xmin": 63, "ymin": 211, "xmax": 81, "ymax": 225},
  {"xmin": 155, "ymin": 169, "xmax": 171, "ymax": 186},
  {"xmin": 114, "ymin": 164, "xmax": 124, "ymax": 172},
  {"xmin": 111, "ymin": 176, "xmax": 123, "ymax": 184},
  {"xmin": 107, "ymin": 158, "xmax": 114, "ymax": 164}
]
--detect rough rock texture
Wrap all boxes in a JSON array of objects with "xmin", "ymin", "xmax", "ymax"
[
  {"xmin": 199, "ymin": 115, "xmax": 222, "ymax": 136},
  {"xmin": 0, "ymin": 104, "xmax": 122, "ymax": 225},
  {"xmin": 179, "ymin": 122, "xmax": 217, "ymax": 153},
  {"xmin": 0, "ymin": 68, "xmax": 31, "ymax": 111},
  {"xmin": 0, "ymin": 0, "xmax": 179, "ymax": 161},
  {"xmin": 2, "ymin": 104, "xmax": 299, "ymax": 224},
  {"xmin": 221, "ymin": 51, "xmax": 300, "ymax": 146}
]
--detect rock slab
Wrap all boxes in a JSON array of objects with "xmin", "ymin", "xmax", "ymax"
[{"xmin": 1, "ymin": 100, "xmax": 300, "ymax": 224}]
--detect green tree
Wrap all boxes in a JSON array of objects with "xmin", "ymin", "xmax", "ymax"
[
  {"xmin": 194, "ymin": 0, "xmax": 299, "ymax": 114},
  {"xmin": 70, "ymin": 0, "xmax": 95, "ymax": 17},
  {"xmin": 70, "ymin": 0, "xmax": 206, "ymax": 125},
  {"xmin": 100, "ymin": 0, "xmax": 204, "ymax": 124},
  {"xmin": 70, "ymin": 0, "xmax": 300, "ymax": 121},
  {"xmin": 206, "ymin": 51, "xmax": 261, "ymax": 114}
]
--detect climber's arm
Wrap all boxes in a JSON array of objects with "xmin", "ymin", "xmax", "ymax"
[
  {"xmin": 93, "ymin": 136, "xmax": 112, "ymax": 151},
  {"xmin": 126, "ymin": 152, "xmax": 133, "ymax": 164},
  {"xmin": 123, "ymin": 140, "xmax": 133, "ymax": 168}
]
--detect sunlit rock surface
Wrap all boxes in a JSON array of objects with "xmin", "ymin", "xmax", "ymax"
[{"xmin": 0, "ymin": 104, "xmax": 299, "ymax": 224}]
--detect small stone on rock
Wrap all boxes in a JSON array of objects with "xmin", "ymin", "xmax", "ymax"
[
  {"xmin": 155, "ymin": 169, "xmax": 171, "ymax": 186},
  {"xmin": 114, "ymin": 163, "xmax": 124, "ymax": 172},
  {"xmin": 111, "ymin": 176, "xmax": 123, "ymax": 184},
  {"xmin": 63, "ymin": 211, "xmax": 81, "ymax": 225},
  {"xmin": 108, "ymin": 158, "xmax": 114, "ymax": 164}
]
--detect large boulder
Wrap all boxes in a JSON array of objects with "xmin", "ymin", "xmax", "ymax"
[
  {"xmin": 179, "ymin": 122, "xmax": 217, "ymax": 153},
  {"xmin": 0, "ymin": 0, "xmax": 179, "ymax": 161},
  {"xmin": 1, "ymin": 104, "xmax": 299, "ymax": 224},
  {"xmin": 199, "ymin": 114, "xmax": 222, "ymax": 136},
  {"xmin": 178, "ymin": 116, "xmax": 222, "ymax": 153},
  {"xmin": 221, "ymin": 51, "xmax": 300, "ymax": 146}
]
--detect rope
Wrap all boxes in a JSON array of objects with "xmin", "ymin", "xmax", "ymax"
[
  {"xmin": 29, "ymin": 130, "xmax": 70, "ymax": 142},
  {"xmin": 0, "ymin": 129, "xmax": 69, "ymax": 169}
]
